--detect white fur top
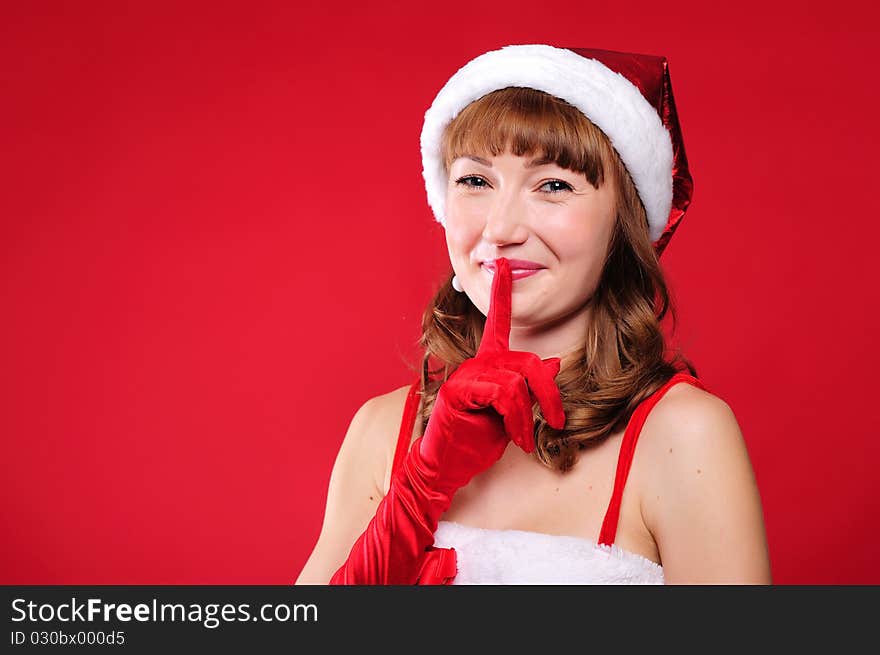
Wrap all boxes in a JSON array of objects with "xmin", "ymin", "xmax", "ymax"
[
  {"xmin": 433, "ymin": 520, "xmax": 664, "ymax": 585},
  {"xmin": 420, "ymin": 44, "xmax": 673, "ymax": 243}
]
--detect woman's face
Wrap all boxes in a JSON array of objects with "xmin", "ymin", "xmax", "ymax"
[{"xmin": 445, "ymin": 150, "xmax": 617, "ymax": 334}]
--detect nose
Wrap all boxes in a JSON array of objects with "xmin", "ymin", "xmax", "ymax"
[{"xmin": 481, "ymin": 190, "xmax": 528, "ymax": 245}]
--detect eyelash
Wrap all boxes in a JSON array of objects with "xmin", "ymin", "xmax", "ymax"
[{"xmin": 454, "ymin": 176, "xmax": 573, "ymax": 194}]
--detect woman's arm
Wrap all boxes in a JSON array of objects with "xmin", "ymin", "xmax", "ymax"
[
  {"xmin": 294, "ymin": 388, "xmax": 406, "ymax": 585},
  {"xmin": 640, "ymin": 386, "xmax": 773, "ymax": 584}
]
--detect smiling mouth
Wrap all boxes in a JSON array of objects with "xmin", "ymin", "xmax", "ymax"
[{"xmin": 480, "ymin": 263, "xmax": 544, "ymax": 280}]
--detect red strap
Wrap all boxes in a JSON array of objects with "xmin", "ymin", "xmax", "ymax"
[
  {"xmin": 597, "ymin": 372, "xmax": 709, "ymax": 546},
  {"xmin": 392, "ymin": 378, "xmax": 422, "ymax": 479}
]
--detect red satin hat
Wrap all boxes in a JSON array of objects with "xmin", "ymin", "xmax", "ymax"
[{"xmin": 420, "ymin": 44, "xmax": 692, "ymax": 257}]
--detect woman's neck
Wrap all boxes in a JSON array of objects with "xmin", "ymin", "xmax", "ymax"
[{"xmin": 506, "ymin": 300, "xmax": 592, "ymax": 360}]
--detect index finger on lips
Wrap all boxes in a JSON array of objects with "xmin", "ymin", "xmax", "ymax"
[{"xmin": 477, "ymin": 256, "xmax": 512, "ymax": 357}]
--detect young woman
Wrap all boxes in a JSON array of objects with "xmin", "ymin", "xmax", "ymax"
[{"xmin": 295, "ymin": 44, "xmax": 772, "ymax": 584}]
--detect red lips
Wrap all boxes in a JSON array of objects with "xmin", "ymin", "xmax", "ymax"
[{"xmin": 481, "ymin": 258, "xmax": 545, "ymax": 272}]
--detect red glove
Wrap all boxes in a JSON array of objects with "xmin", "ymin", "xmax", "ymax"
[{"xmin": 329, "ymin": 257, "xmax": 566, "ymax": 584}]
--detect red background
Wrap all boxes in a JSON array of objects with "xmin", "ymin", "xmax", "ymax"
[{"xmin": 2, "ymin": 1, "xmax": 878, "ymax": 584}]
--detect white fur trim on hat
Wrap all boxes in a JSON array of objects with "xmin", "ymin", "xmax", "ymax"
[{"xmin": 420, "ymin": 44, "xmax": 673, "ymax": 243}]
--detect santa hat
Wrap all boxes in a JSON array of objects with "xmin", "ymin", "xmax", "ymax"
[{"xmin": 419, "ymin": 44, "xmax": 692, "ymax": 257}]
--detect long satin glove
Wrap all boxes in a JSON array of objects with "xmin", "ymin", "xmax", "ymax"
[{"xmin": 329, "ymin": 258, "xmax": 566, "ymax": 585}]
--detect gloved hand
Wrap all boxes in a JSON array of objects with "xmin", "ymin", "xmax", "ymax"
[{"xmin": 329, "ymin": 257, "xmax": 566, "ymax": 584}]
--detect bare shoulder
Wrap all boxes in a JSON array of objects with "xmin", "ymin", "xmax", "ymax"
[
  {"xmin": 355, "ymin": 382, "xmax": 412, "ymax": 469},
  {"xmin": 354, "ymin": 385, "xmax": 412, "ymax": 444},
  {"xmin": 635, "ymin": 380, "xmax": 772, "ymax": 583},
  {"xmin": 644, "ymin": 380, "xmax": 738, "ymax": 445},
  {"xmin": 637, "ymin": 380, "xmax": 747, "ymax": 491},
  {"xmin": 363, "ymin": 384, "xmax": 413, "ymax": 451},
  {"xmin": 350, "ymin": 384, "xmax": 414, "ymax": 495},
  {"xmin": 367, "ymin": 383, "xmax": 413, "ymax": 421},
  {"xmin": 373, "ymin": 384, "xmax": 420, "ymax": 494}
]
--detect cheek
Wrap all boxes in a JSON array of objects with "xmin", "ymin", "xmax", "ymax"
[
  {"xmin": 557, "ymin": 227, "xmax": 605, "ymax": 258},
  {"xmin": 544, "ymin": 211, "xmax": 614, "ymax": 276},
  {"xmin": 544, "ymin": 212, "xmax": 605, "ymax": 254},
  {"xmin": 444, "ymin": 217, "xmax": 481, "ymax": 259}
]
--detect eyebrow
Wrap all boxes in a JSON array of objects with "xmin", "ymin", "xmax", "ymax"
[{"xmin": 460, "ymin": 155, "xmax": 557, "ymax": 169}]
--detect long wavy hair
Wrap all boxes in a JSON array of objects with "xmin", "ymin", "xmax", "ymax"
[{"xmin": 411, "ymin": 86, "xmax": 697, "ymax": 473}]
